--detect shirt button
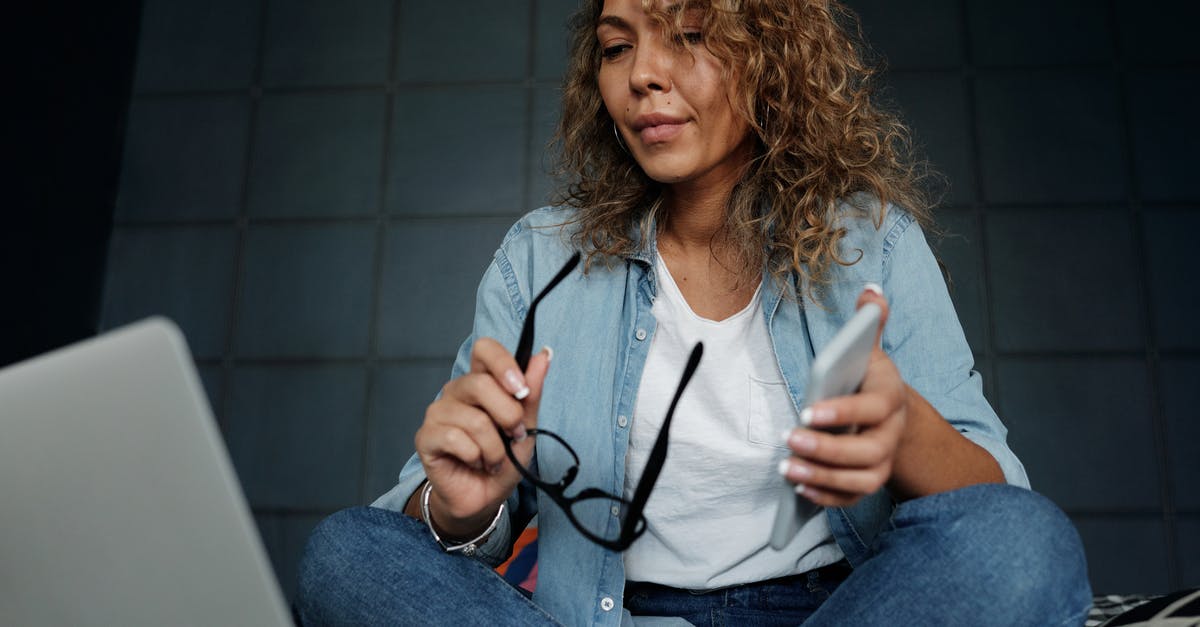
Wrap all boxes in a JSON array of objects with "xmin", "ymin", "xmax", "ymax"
[
  {"xmin": 600, "ymin": 597, "xmax": 615, "ymax": 611},
  {"xmin": 635, "ymin": 329, "xmax": 647, "ymax": 341},
  {"xmin": 617, "ymin": 415, "xmax": 628, "ymax": 428},
  {"xmin": 610, "ymin": 504, "xmax": 620, "ymax": 517}
]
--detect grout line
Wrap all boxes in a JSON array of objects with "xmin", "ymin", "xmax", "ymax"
[
  {"xmin": 521, "ymin": 0, "xmax": 539, "ymax": 211},
  {"xmin": 218, "ymin": 0, "xmax": 271, "ymax": 432},
  {"xmin": 1106, "ymin": 0, "xmax": 1179, "ymax": 590},
  {"xmin": 356, "ymin": 0, "xmax": 405, "ymax": 506}
]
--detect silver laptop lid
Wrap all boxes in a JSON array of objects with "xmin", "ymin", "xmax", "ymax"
[{"xmin": 0, "ymin": 318, "xmax": 291, "ymax": 626}]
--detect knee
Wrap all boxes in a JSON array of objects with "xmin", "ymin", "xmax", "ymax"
[{"xmin": 936, "ymin": 485, "xmax": 1092, "ymax": 617}]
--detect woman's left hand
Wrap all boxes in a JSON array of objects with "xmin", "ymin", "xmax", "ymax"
[{"xmin": 779, "ymin": 286, "xmax": 909, "ymax": 508}]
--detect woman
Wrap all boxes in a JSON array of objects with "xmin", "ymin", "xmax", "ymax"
[{"xmin": 296, "ymin": 0, "xmax": 1091, "ymax": 624}]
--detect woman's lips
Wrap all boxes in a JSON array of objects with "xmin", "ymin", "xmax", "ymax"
[{"xmin": 640, "ymin": 122, "xmax": 686, "ymax": 143}]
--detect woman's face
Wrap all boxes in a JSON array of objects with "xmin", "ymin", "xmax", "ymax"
[{"xmin": 596, "ymin": 0, "xmax": 754, "ymax": 193}]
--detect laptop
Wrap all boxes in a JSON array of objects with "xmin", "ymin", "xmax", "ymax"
[{"xmin": 0, "ymin": 317, "xmax": 292, "ymax": 626}]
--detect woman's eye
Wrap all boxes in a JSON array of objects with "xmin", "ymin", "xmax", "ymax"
[
  {"xmin": 682, "ymin": 31, "xmax": 703, "ymax": 45},
  {"xmin": 601, "ymin": 44, "xmax": 631, "ymax": 60}
]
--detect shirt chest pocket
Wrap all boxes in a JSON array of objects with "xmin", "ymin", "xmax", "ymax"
[{"xmin": 747, "ymin": 375, "xmax": 800, "ymax": 450}]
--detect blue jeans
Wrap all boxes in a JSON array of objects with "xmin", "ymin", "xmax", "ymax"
[{"xmin": 294, "ymin": 484, "xmax": 1092, "ymax": 626}]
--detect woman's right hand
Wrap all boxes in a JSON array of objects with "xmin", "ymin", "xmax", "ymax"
[{"xmin": 411, "ymin": 337, "xmax": 552, "ymax": 540}]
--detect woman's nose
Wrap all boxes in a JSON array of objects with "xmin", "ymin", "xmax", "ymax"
[{"xmin": 629, "ymin": 41, "xmax": 671, "ymax": 95}]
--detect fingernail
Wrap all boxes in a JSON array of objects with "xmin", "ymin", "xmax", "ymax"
[
  {"xmin": 808, "ymin": 406, "xmax": 836, "ymax": 426},
  {"xmin": 505, "ymin": 369, "xmax": 530, "ymax": 400},
  {"xmin": 794, "ymin": 483, "xmax": 807, "ymax": 495},
  {"xmin": 790, "ymin": 431, "xmax": 817, "ymax": 453},
  {"xmin": 799, "ymin": 408, "xmax": 813, "ymax": 426},
  {"xmin": 777, "ymin": 459, "xmax": 791, "ymax": 477},
  {"xmin": 780, "ymin": 429, "xmax": 793, "ymax": 443},
  {"xmin": 512, "ymin": 423, "xmax": 528, "ymax": 442},
  {"xmin": 863, "ymin": 282, "xmax": 883, "ymax": 297},
  {"xmin": 542, "ymin": 345, "xmax": 554, "ymax": 363},
  {"xmin": 791, "ymin": 463, "xmax": 812, "ymax": 479}
]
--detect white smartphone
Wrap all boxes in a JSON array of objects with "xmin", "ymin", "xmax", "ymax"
[{"xmin": 768, "ymin": 302, "xmax": 881, "ymax": 550}]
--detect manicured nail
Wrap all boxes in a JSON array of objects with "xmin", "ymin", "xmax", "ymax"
[
  {"xmin": 505, "ymin": 369, "xmax": 530, "ymax": 400},
  {"xmin": 780, "ymin": 429, "xmax": 794, "ymax": 443},
  {"xmin": 794, "ymin": 483, "xmax": 807, "ymax": 495},
  {"xmin": 542, "ymin": 345, "xmax": 554, "ymax": 363},
  {"xmin": 512, "ymin": 423, "xmax": 528, "ymax": 442},
  {"xmin": 777, "ymin": 459, "xmax": 791, "ymax": 477},
  {"xmin": 790, "ymin": 463, "xmax": 812, "ymax": 479},
  {"xmin": 789, "ymin": 431, "xmax": 817, "ymax": 453},
  {"xmin": 799, "ymin": 408, "xmax": 813, "ymax": 426},
  {"xmin": 863, "ymin": 282, "xmax": 883, "ymax": 297},
  {"xmin": 807, "ymin": 406, "xmax": 836, "ymax": 426}
]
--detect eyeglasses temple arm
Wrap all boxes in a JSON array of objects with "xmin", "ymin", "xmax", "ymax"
[{"xmin": 514, "ymin": 252, "xmax": 581, "ymax": 370}]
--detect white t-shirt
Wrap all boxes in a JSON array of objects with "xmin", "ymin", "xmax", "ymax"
[{"xmin": 621, "ymin": 253, "xmax": 844, "ymax": 589}]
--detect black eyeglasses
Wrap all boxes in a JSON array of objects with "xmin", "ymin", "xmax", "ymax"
[{"xmin": 500, "ymin": 252, "xmax": 703, "ymax": 552}]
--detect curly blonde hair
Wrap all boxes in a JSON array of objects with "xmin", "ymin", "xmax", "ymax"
[{"xmin": 553, "ymin": 0, "xmax": 938, "ymax": 294}]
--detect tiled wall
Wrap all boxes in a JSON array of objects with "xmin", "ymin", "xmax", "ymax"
[{"xmin": 103, "ymin": 0, "xmax": 1198, "ymax": 599}]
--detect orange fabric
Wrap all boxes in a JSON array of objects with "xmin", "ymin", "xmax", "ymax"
[{"xmin": 495, "ymin": 527, "xmax": 539, "ymax": 575}]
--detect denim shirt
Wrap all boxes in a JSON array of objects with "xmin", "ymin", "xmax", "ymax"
[{"xmin": 374, "ymin": 203, "xmax": 1029, "ymax": 626}]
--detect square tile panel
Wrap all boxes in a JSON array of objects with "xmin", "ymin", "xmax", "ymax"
[
  {"xmin": 396, "ymin": 0, "xmax": 531, "ymax": 82},
  {"xmin": 117, "ymin": 97, "xmax": 251, "ymax": 221},
  {"xmin": 226, "ymin": 365, "xmax": 366, "ymax": 509},
  {"xmin": 133, "ymin": 0, "xmax": 260, "ymax": 92},
  {"xmin": 365, "ymin": 364, "xmax": 449, "ymax": 499},
  {"xmin": 1143, "ymin": 208, "xmax": 1200, "ymax": 350},
  {"xmin": 234, "ymin": 224, "xmax": 375, "ymax": 358},
  {"xmin": 843, "ymin": 0, "xmax": 963, "ymax": 69},
  {"xmin": 929, "ymin": 208, "xmax": 986, "ymax": 352},
  {"xmin": 1114, "ymin": 1, "xmax": 1200, "ymax": 65},
  {"xmin": 986, "ymin": 208, "xmax": 1143, "ymax": 352},
  {"xmin": 386, "ymin": 86, "xmax": 527, "ymax": 216},
  {"xmin": 966, "ymin": 0, "xmax": 1112, "ymax": 67},
  {"xmin": 997, "ymin": 357, "xmax": 1159, "ymax": 511},
  {"xmin": 535, "ymin": 0, "xmax": 579, "ymax": 80},
  {"xmin": 1072, "ymin": 516, "xmax": 1170, "ymax": 595},
  {"xmin": 262, "ymin": 0, "xmax": 392, "ymax": 87},
  {"xmin": 101, "ymin": 226, "xmax": 237, "ymax": 359},
  {"xmin": 1158, "ymin": 358, "xmax": 1200, "ymax": 510},
  {"xmin": 1128, "ymin": 72, "xmax": 1200, "ymax": 203},
  {"xmin": 247, "ymin": 92, "xmax": 386, "ymax": 218},
  {"xmin": 529, "ymin": 85, "xmax": 564, "ymax": 208},
  {"xmin": 377, "ymin": 218, "xmax": 516, "ymax": 358},
  {"xmin": 974, "ymin": 72, "xmax": 1126, "ymax": 204},
  {"xmin": 1179, "ymin": 517, "xmax": 1200, "ymax": 588},
  {"xmin": 885, "ymin": 72, "xmax": 974, "ymax": 206},
  {"xmin": 255, "ymin": 513, "xmax": 325, "ymax": 602}
]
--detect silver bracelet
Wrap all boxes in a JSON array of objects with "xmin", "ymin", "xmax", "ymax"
[{"xmin": 420, "ymin": 481, "xmax": 505, "ymax": 557}]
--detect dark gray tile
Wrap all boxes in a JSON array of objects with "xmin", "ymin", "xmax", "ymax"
[
  {"xmin": 377, "ymin": 219, "xmax": 515, "ymax": 358},
  {"xmin": 930, "ymin": 209, "xmax": 986, "ymax": 352},
  {"xmin": 966, "ymin": 0, "xmax": 1111, "ymax": 67},
  {"xmin": 986, "ymin": 208, "xmax": 1143, "ymax": 352},
  {"xmin": 396, "ymin": 0, "xmax": 530, "ymax": 82},
  {"xmin": 247, "ymin": 92, "xmax": 386, "ymax": 218},
  {"xmin": 234, "ymin": 224, "xmax": 375, "ymax": 358},
  {"xmin": 534, "ymin": 0, "xmax": 579, "ymax": 80},
  {"xmin": 262, "ymin": 0, "xmax": 391, "ymax": 87},
  {"xmin": 1128, "ymin": 72, "xmax": 1200, "ymax": 203},
  {"xmin": 1159, "ymin": 358, "xmax": 1200, "ymax": 511},
  {"xmin": 386, "ymin": 86, "xmax": 527, "ymax": 216},
  {"xmin": 101, "ymin": 226, "xmax": 237, "ymax": 359},
  {"xmin": 1114, "ymin": 1, "xmax": 1200, "ymax": 65},
  {"xmin": 843, "ymin": 0, "xmax": 963, "ymax": 69},
  {"xmin": 226, "ymin": 365, "xmax": 366, "ymax": 509},
  {"xmin": 365, "ymin": 364, "xmax": 448, "ymax": 499},
  {"xmin": 133, "ymin": 0, "xmax": 260, "ymax": 92},
  {"xmin": 1072, "ymin": 516, "xmax": 1170, "ymax": 595},
  {"xmin": 997, "ymin": 358, "xmax": 1158, "ymax": 511},
  {"xmin": 1180, "ymin": 517, "xmax": 1200, "ymax": 588},
  {"xmin": 256, "ymin": 513, "xmax": 325, "ymax": 602},
  {"xmin": 1143, "ymin": 209, "xmax": 1200, "ymax": 350},
  {"xmin": 529, "ymin": 85, "xmax": 564, "ymax": 208},
  {"xmin": 975, "ymin": 72, "xmax": 1126, "ymax": 204},
  {"xmin": 886, "ymin": 73, "xmax": 974, "ymax": 205},
  {"xmin": 117, "ymin": 97, "xmax": 251, "ymax": 221}
]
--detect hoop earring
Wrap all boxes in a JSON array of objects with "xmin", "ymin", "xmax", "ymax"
[{"xmin": 613, "ymin": 122, "xmax": 629, "ymax": 154}]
